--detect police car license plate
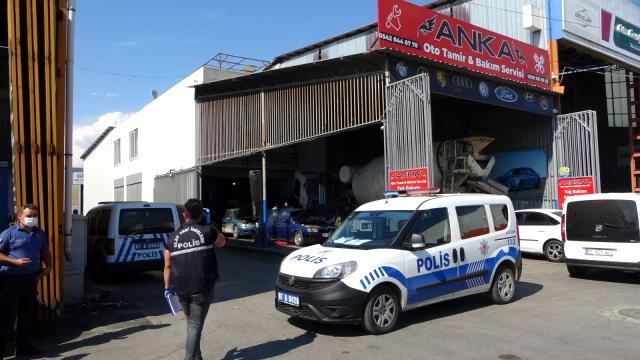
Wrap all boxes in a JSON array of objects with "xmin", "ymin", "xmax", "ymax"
[
  {"xmin": 585, "ymin": 248, "xmax": 614, "ymax": 257},
  {"xmin": 277, "ymin": 291, "xmax": 300, "ymax": 307}
]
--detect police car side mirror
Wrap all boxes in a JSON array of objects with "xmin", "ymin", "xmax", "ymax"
[{"xmin": 409, "ymin": 233, "xmax": 426, "ymax": 250}]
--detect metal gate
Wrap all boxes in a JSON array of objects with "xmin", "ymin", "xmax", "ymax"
[
  {"xmin": 383, "ymin": 73, "xmax": 434, "ymax": 187},
  {"xmin": 549, "ymin": 110, "xmax": 601, "ymax": 204}
]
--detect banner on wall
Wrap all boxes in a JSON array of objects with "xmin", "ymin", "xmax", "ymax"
[
  {"xmin": 377, "ymin": 0, "xmax": 552, "ymax": 90},
  {"xmin": 388, "ymin": 167, "xmax": 429, "ymax": 191},
  {"xmin": 557, "ymin": 176, "xmax": 595, "ymax": 209},
  {"xmin": 562, "ymin": 0, "xmax": 640, "ymax": 69}
]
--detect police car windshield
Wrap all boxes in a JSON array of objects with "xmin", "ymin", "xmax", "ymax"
[{"xmin": 324, "ymin": 211, "xmax": 413, "ymax": 249}]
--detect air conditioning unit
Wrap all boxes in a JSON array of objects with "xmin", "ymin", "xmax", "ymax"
[{"xmin": 523, "ymin": 4, "xmax": 542, "ymax": 32}]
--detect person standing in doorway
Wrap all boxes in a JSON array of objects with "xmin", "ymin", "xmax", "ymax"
[
  {"xmin": 163, "ymin": 199, "xmax": 225, "ymax": 360},
  {"xmin": 0, "ymin": 204, "xmax": 52, "ymax": 359}
]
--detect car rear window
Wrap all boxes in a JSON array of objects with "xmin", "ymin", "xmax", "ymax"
[
  {"xmin": 119, "ymin": 208, "xmax": 175, "ymax": 235},
  {"xmin": 566, "ymin": 200, "xmax": 639, "ymax": 243}
]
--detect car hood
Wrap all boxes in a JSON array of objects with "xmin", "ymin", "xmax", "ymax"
[{"xmin": 279, "ymin": 244, "xmax": 364, "ymax": 278}]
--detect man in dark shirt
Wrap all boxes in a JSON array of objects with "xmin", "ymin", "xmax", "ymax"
[
  {"xmin": 0, "ymin": 204, "xmax": 52, "ymax": 359},
  {"xmin": 164, "ymin": 199, "xmax": 225, "ymax": 360}
]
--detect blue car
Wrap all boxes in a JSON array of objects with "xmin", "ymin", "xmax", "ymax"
[
  {"xmin": 221, "ymin": 208, "xmax": 257, "ymax": 239},
  {"xmin": 496, "ymin": 167, "xmax": 541, "ymax": 191},
  {"xmin": 267, "ymin": 208, "xmax": 336, "ymax": 246}
]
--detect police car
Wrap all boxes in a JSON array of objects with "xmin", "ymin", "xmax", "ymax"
[
  {"xmin": 86, "ymin": 201, "xmax": 181, "ymax": 281},
  {"xmin": 275, "ymin": 193, "xmax": 521, "ymax": 334}
]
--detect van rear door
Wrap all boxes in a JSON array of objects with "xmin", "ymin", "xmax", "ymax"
[
  {"xmin": 114, "ymin": 207, "xmax": 176, "ymax": 263},
  {"xmin": 565, "ymin": 199, "xmax": 640, "ymax": 263}
]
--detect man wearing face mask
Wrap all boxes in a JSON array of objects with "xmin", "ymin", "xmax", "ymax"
[{"xmin": 0, "ymin": 204, "xmax": 52, "ymax": 359}]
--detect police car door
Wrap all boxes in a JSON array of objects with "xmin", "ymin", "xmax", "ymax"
[
  {"xmin": 402, "ymin": 207, "xmax": 458, "ymax": 306},
  {"xmin": 453, "ymin": 205, "xmax": 495, "ymax": 296}
]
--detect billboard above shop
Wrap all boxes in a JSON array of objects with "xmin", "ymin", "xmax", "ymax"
[
  {"xmin": 558, "ymin": 0, "xmax": 640, "ymax": 70},
  {"xmin": 388, "ymin": 57, "xmax": 555, "ymax": 116},
  {"xmin": 377, "ymin": 0, "xmax": 552, "ymax": 90}
]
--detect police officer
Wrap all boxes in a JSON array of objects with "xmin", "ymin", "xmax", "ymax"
[
  {"xmin": 0, "ymin": 204, "xmax": 52, "ymax": 359},
  {"xmin": 163, "ymin": 199, "xmax": 225, "ymax": 360}
]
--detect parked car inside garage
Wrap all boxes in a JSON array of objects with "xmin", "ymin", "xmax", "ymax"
[
  {"xmin": 221, "ymin": 207, "xmax": 257, "ymax": 239},
  {"xmin": 516, "ymin": 209, "xmax": 564, "ymax": 262},
  {"xmin": 267, "ymin": 208, "xmax": 336, "ymax": 246}
]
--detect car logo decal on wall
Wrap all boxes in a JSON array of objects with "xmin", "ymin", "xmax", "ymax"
[{"xmin": 495, "ymin": 86, "xmax": 518, "ymax": 103}]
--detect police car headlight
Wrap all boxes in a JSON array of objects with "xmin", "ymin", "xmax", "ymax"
[{"xmin": 313, "ymin": 261, "xmax": 357, "ymax": 279}]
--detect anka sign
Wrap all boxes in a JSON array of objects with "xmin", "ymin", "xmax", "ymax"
[{"xmin": 377, "ymin": 0, "xmax": 551, "ymax": 90}]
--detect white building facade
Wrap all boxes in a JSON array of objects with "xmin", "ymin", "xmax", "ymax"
[{"xmin": 81, "ymin": 67, "xmax": 238, "ymax": 213}]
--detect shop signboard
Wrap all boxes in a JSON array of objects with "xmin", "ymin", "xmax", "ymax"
[
  {"xmin": 561, "ymin": 0, "xmax": 640, "ymax": 67},
  {"xmin": 377, "ymin": 0, "xmax": 552, "ymax": 90},
  {"xmin": 388, "ymin": 167, "xmax": 429, "ymax": 191},
  {"xmin": 389, "ymin": 58, "xmax": 555, "ymax": 116},
  {"xmin": 72, "ymin": 172, "xmax": 84, "ymax": 185},
  {"xmin": 557, "ymin": 176, "xmax": 595, "ymax": 209}
]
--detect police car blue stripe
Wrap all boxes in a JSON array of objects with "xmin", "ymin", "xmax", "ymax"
[
  {"xmin": 365, "ymin": 276, "xmax": 371, "ymax": 285},
  {"xmin": 378, "ymin": 267, "xmax": 386, "ymax": 276},
  {"xmin": 115, "ymin": 236, "xmax": 129, "ymax": 262},
  {"xmin": 373, "ymin": 269, "xmax": 380, "ymax": 278},
  {"xmin": 123, "ymin": 235, "xmax": 139, "ymax": 262},
  {"xmin": 360, "ymin": 279, "xmax": 367, "ymax": 290}
]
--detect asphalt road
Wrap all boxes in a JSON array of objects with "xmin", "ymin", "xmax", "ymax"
[{"xmin": 29, "ymin": 248, "xmax": 640, "ymax": 360}]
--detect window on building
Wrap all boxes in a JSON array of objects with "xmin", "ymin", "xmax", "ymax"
[
  {"xmin": 114, "ymin": 139, "xmax": 121, "ymax": 166},
  {"xmin": 129, "ymin": 129, "xmax": 138, "ymax": 160},
  {"xmin": 605, "ymin": 66, "xmax": 631, "ymax": 127}
]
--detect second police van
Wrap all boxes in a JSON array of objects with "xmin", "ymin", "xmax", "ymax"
[
  {"xmin": 275, "ymin": 193, "xmax": 522, "ymax": 334},
  {"xmin": 86, "ymin": 201, "xmax": 182, "ymax": 281}
]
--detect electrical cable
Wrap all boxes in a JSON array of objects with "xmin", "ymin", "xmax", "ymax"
[{"xmin": 75, "ymin": 65, "xmax": 186, "ymax": 79}]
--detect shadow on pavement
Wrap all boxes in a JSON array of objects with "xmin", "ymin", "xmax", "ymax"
[
  {"xmin": 573, "ymin": 269, "xmax": 640, "ymax": 285},
  {"xmin": 220, "ymin": 331, "xmax": 316, "ymax": 360},
  {"xmin": 285, "ymin": 281, "xmax": 543, "ymax": 336},
  {"xmin": 28, "ymin": 247, "xmax": 283, "ymax": 358}
]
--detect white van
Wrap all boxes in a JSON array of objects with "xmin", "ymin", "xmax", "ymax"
[
  {"xmin": 563, "ymin": 193, "xmax": 640, "ymax": 277},
  {"xmin": 275, "ymin": 193, "xmax": 521, "ymax": 334},
  {"xmin": 85, "ymin": 201, "xmax": 182, "ymax": 281}
]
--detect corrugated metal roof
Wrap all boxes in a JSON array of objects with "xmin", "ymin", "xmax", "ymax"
[{"xmin": 80, "ymin": 126, "xmax": 114, "ymax": 160}]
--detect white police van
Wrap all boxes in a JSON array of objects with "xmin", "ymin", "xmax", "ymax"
[
  {"xmin": 563, "ymin": 193, "xmax": 640, "ymax": 277},
  {"xmin": 275, "ymin": 193, "xmax": 521, "ymax": 334},
  {"xmin": 86, "ymin": 201, "xmax": 181, "ymax": 281}
]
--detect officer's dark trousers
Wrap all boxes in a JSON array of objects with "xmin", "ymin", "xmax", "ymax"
[
  {"xmin": 179, "ymin": 288, "xmax": 213, "ymax": 360},
  {"xmin": 0, "ymin": 274, "xmax": 38, "ymax": 354}
]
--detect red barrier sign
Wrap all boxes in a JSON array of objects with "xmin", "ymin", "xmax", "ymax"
[
  {"xmin": 557, "ymin": 176, "xmax": 595, "ymax": 209},
  {"xmin": 377, "ymin": 0, "xmax": 552, "ymax": 90},
  {"xmin": 389, "ymin": 167, "xmax": 429, "ymax": 191}
]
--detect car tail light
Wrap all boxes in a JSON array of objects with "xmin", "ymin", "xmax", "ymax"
[
  {"xmin": 105, "ymin": 238, "xmax": 115, "ymax": 255},
  {"xmin": 561, "ymin": 214, "xmax": 566, "ymax": 241}
]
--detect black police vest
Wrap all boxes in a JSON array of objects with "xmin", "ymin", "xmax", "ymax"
[{"xmin": 166, "ymin": 222, "xmax": 219, "ymax": 296}]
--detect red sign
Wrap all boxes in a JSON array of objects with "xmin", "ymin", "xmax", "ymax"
[
  {"xmin": 389, "ymin": 167, "xmax": 429, "ymax": 191},
  {"xmin": 557, "ymin": 176, "xmax": 595, "ymax": 209},
  {"xmin": 377, "ymin": 0, "xmax": 552, "ymax": 90}
]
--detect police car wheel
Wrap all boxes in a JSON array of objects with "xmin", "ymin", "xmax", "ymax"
[
  {"xmin": 293, "ymin": 232, "xmax": 304, "ymax": 246},
  {"xmin": 544, "ymin": 240, "xmax": 564, "ymax": 262},
  {"xmin": 362, "ymin": 287, "xmax": 400, "ymax": 334},
  {"xmin": 232, "ymin": 226, "xmax": 239, "ymax": 239},
  {"xmin": 490, "ymin": 267, "xmax": 515, "ymax": 304}
]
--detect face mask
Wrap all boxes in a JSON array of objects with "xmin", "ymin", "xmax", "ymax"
[{"xmin": 23, "ymin": 217, "xmax": 38, "ymax": 228}]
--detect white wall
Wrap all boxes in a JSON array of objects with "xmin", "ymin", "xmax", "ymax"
[
  {"xmin": 82, "ymin": 67, "xmax": 239, "ymax": 212},
  {"xmin": 83, "ymin": 130, "xmax": 114, "ymax": 213}
]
